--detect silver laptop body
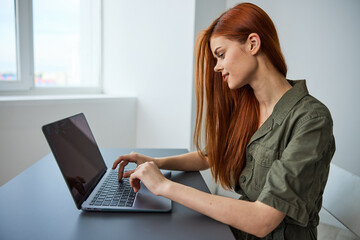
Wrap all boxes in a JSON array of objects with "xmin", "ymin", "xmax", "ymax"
[{"xmin": 42, "ymin": 113, "xmax": 171, "ymax": 212}]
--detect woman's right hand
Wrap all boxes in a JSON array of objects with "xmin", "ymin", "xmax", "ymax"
[{"xmin": 112, "ymin": 152, "xmax": 155, "ymax": 180}]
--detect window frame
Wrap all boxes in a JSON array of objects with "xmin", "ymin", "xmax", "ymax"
[{"xmin": 0, "ymin": 0, "xmax": 103, "ymax": 95}]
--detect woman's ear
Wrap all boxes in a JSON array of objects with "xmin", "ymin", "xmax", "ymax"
[{"xmin": 247, "ymin": 33, "xmax": 261, "ymax": 55}]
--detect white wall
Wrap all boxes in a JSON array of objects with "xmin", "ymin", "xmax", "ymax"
[
  {"xmin": 0, "ymin": 0, "xmax": 198, "ymax": 186},
  {"xmin": 226, "ymin": 0, "xmax": 360, "ymax": 177},
  {"xmin": 103, "ymin": 0, "xmax": 196, "ymax": 149},
  {"xmin": 0, "ymin": 96, "xmax": 137, "ymax": 186}
]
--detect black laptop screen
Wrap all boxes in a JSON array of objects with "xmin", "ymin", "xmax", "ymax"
[{"xmin": 42, "ymin": 113, "xmax": 107, "ymax": 209}]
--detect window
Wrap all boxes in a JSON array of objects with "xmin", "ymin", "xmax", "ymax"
[
  {"xmin": 0, "ymin": 0, "xmax": 102, "ymax": 94},
  {"xmin": 0, "ymin": 0, "xmax": 17, "ymax": 82}
]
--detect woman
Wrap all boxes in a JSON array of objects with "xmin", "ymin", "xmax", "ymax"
[{"xmin": 112, "ymin": 3, "xmax": 335, "ymax": 239}]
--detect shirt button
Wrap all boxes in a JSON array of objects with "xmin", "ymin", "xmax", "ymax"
[
  {"xmin": 240, "ymin": 175, "xmax": 246, "ymax": 183},
  {"xmin": 248, "ymin": 154, "xmax": 253, "ymax": 161}
]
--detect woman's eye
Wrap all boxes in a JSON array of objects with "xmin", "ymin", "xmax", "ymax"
[{"xmin": 219, "ymin": 53, "xmax": 224, "ymax": 59}]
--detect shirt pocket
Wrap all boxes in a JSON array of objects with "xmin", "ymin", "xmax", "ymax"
[{"xmin": 251, "ymin": 145, "xmax": 279, "ymax": 190}]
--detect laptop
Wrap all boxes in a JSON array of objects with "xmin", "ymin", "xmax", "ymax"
[{"xmin": 42, "ymin": 113, "xmax": 172, "ymax": 212}]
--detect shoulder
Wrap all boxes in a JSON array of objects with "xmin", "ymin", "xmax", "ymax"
[
  {"xmin": 295, "ymin": 95, "xmax": 332, "ymax": 121},
  {"xmin": 290, "ymin": 94, "xmax": 333, "ymax": 132}
]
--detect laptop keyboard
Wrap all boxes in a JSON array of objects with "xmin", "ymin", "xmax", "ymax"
[{"xmin": 90, "ymin": 171, "xmax": 137, "ymax": 207}]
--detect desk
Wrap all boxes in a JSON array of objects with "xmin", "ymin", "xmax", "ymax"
[{"xmin": 0, "ymin": 148, "xmax": 235, "ymax": 240}]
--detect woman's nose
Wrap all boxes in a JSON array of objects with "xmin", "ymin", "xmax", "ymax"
[{"xmin": 214, "ymin": 62, "xmax": 223, "ymax": 72}]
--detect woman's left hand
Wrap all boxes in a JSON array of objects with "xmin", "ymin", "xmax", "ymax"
[{"xmin": 129, "ymin": 161, "xmax": 169, "ymax": 196}]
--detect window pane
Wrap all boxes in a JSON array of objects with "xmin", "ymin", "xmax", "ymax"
[
  {"xmin": 0, "ymin": 0, "xmax": 17, "ymax": 82},
  {"xmin": 33, "ymin": 0, "xmax": 99, "ymax": 87}
]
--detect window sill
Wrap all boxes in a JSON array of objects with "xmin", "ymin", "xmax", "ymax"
[{"xmin": 0, "ymin": 94, "xmax": 135, "ymax": 103}]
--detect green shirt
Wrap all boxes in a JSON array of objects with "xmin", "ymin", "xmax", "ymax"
[{"xmin": 231, "ymin": 80, "xmax": 336, "ymax": 240}]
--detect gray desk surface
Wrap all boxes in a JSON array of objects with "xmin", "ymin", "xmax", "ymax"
[{"xmin": 0, "ymin": 148, "xmax": 235, "ymax": 240}]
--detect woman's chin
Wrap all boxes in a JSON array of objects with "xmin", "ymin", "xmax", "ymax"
[{"xmin": 227, "ymin": 81, "xmax": 245, "ymax": 90}]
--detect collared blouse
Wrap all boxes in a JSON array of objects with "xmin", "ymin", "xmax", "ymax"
[{"xmin": 230, "ymin": 80, "xmax": 335, "ymax": 239}]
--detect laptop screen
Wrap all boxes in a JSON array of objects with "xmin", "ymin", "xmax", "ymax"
[{"xmin": 42, "ymin": 113, "xmax": 107, "ymax": 209}]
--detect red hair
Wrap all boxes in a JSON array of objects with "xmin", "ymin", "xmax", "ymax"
[{"xmin": 194, "ymin": 3, "xmax": 287, "ymax": 189}]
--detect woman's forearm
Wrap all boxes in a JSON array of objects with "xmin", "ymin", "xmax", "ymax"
[
  {"xmin": 154, "ymin": 151, "xmax": 209, "ymax": 171},
  {"xmin": 160, "ymin": 180, "xmax": 285, "ymax": 238}
]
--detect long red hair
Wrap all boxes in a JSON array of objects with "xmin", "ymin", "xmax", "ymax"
[{"xmin": 194, "ymin": 3, "xmax": 287, "ymax": 189}]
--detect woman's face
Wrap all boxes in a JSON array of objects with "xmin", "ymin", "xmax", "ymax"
[{"xmin": 210, "ymin": 36, "xmax": 258, "ymax": 89}]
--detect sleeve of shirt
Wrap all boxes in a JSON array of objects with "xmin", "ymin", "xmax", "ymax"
[{"xmin": 257, "ymin": 114, "xmax": 335, "ymax": 226}]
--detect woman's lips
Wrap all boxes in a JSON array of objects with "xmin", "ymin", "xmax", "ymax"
[{"xmin": 223, "ymin": 73, "xmax": 229, "ymax": 82}]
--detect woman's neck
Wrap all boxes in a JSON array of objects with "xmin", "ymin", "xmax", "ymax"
[{"xmin": 249, "ymin": 60, "xmax": 292, "ymax": 128}]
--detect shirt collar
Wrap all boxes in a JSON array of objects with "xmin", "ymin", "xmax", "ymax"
[
  {"xmin": 247, "ymin": 80, "xmax": 309, "ymax": 146},
  {"xmin": 272, "ymin": 79, "xmax": 309, "ymax": 125}
]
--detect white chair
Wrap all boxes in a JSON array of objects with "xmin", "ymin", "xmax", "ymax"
[{"xmin": 321, "ymin": 163, "xmax": 360, "ymax": 239}]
